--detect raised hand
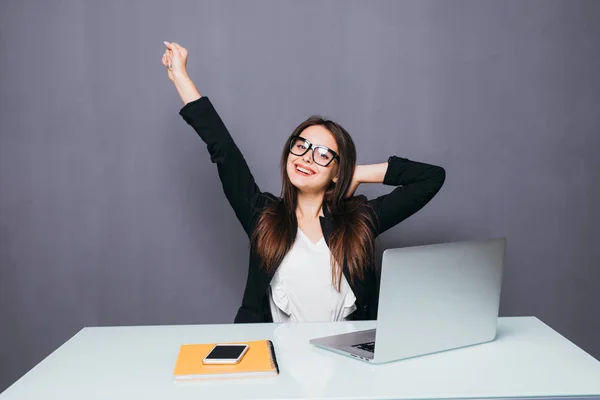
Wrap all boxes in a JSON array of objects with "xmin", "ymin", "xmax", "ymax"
[
  {"xmin": 161, "ymin": 41, "xmax": 200, "ymax": 104},
  {"xmin": 162, "ymin": 41, "xmax": 189, "ymax": 82}
]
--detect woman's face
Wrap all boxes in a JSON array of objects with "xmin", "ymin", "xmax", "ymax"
[{"xmin": 286, "ymin": 125, "xmax": 339, "ymax": 193}]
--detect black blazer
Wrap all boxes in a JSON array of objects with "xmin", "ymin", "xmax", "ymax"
[{"xmin": 179, "ymin": 97, "xmax": 446, "ymax": 323}]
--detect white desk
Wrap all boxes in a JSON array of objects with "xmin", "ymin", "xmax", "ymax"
[{"xmin": 1, "ymin": 317, "xmax": 599, "ymax": 400}]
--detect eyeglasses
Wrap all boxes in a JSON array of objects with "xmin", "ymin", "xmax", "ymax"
[{"xmin": 289, "ymin": 135, "xmax": 339, "ymax": 167}]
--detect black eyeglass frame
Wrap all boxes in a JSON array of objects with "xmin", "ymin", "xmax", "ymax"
[{"xmin": 289, "ymin": 135, "xmax": 340, "ymax": 167}]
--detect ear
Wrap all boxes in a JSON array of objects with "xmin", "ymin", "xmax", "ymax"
[{"xmin": 332, "ymin": 176, "xmax": 338, "ymax": 183}]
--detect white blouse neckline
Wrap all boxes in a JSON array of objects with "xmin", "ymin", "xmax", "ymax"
[{"xmin": 268, "ymin": 228, "xmax": 357, "ymax": 322}]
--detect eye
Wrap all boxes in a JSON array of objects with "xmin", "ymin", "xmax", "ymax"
[{"xmin": 316, "ymin": 148, "xmax": 331, "ymax": 160}]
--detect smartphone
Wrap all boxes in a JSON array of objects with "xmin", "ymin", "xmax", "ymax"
[{"xmin": 202, "ymin": 343, "xmax": 249, "ymax": 365}]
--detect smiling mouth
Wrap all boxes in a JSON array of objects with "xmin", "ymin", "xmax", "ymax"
[{"xmin": 295, "ymin": 165, "xmax": 315, "ymax": 176}]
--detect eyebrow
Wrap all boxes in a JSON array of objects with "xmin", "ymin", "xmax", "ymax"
[{"xmin": 300, "ymin": 137, "xmax": 338, "ymax": 152}]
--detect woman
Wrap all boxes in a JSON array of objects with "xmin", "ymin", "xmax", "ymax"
[{"xmin": 162, "ymin": 41, "xmax": 446, "ymax": 323}]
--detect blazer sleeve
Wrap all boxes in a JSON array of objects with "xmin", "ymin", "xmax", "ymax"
[
  {"xmin": 368, "ymin": 155, "xmax": 446, "ymax": 237},
  {"xmin": 179, "ymin": 96, "xmax": 263, "ymax": 236}
]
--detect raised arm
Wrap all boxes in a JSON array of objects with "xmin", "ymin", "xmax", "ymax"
[
  {"xmin": 162, "ymin": 42, "xmax": 263, "ymax": 236},
  {"xmin": 349, "ymin": 156, "xmax": 445, "ymax": 237}
]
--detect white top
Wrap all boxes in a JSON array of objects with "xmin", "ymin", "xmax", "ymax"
[
  {"xmin": 2, "ymin": 317, "xmax": 600, "ymax": 400},
  {"xmin": 268, "ymin": 228, "xmax": 357, "ymax": 322}
]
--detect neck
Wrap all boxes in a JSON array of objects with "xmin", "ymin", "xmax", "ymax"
[{"xmin": 296, "ymin": 190, "xmax": 325, "ymax": 220}]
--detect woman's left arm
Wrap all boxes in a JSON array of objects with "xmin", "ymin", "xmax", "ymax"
[{"xmin": 350, "ymin": 156, "xmax": 446, "ymax": 237}]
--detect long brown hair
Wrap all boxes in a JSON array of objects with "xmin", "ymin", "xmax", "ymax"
[{"xmin": 251, "ymin": 116, "xmax": 377, "ymax": 290}]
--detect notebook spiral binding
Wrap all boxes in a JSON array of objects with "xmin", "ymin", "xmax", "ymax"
[{"xmin": 267, "ymin": 340, "xmax": 280, "ymax": 374}]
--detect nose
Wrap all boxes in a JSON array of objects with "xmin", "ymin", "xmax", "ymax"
[{"xmin": 302, "ymin": 151, "xmax": 312, "ymax": 164}]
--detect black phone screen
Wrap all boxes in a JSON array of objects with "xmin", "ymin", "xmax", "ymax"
[{"xmin": 205, "ymin": 345, "xmax": 247, "ymax": 359}]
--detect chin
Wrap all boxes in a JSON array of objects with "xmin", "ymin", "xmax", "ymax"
[
  {"xmin": 287, "ymin": 174, "xmax": 308, "ymax": 190},
  {"xmin": 290, "ymin": 179, "xmax": 328, "ymax": 194}
]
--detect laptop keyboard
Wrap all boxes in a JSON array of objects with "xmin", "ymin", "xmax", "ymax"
[{"xmin": 351, "ymin": 341, "xmax": 375, "ymax": 353}]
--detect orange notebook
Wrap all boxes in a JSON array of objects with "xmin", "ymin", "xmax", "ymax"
[{"xmin": 173, "ymin": 340, "xmax": 279, "ymax": 381}]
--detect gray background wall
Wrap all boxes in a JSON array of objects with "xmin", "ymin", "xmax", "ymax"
[{"xmin": 1, "ymin": 0, "xmax": 599, "ymax": 393}]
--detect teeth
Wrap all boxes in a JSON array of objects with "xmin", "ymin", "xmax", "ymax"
[{"xmin": 296, "ymin": 166, "xmax": 313, "ymax": 175}]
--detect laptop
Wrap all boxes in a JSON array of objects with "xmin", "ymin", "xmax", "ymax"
[{"xmin": 309, "ymin": 238, "xmax": 506, "ymax": 364}]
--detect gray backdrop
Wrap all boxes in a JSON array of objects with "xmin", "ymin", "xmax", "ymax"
[{"xmin": 1, "ymin": 0, "xmax": 599, "ymax": 393}]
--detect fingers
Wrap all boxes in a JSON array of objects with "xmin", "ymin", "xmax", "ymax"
[
  {"xmin": 164, "ymin": 41, "xmax": 181, "ymax": 54},
  {"xmin": 163, "ymin": 41, "xmax": 185, "ymax": 73},
  {"xmin": 163, "ymin": 41, "xmax": 187, "ymax": 58},
  {"xmin": 170, "ymin": 42, "xmax": 182, "ymax": 52},
  {"xmin": 161, "ymin": 50, "xmax": 172, "ymax": 68},
  {"xmin": 170, "ymin": 42, "xmax": 187, "ymax": 57}
]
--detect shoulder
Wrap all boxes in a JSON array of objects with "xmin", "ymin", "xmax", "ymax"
[
  {"xmin": 252, "ymin": 191, "xmax": 281, "ymax": 214},
  {"xmin": 343, "ymin": 194, "xmax": 379, "ymax": 233},
  {"xmin": 332, "ymin": 195, "xmax": 377, "ymax": 222},
  {"xmin": 261, "ymin": 192, "xmax": 281, "ymax": 204},
  {"xmin": 248, "ymin": 192, "xmax": 282, "ymax": 234},
  {"xmin": 345, "ymin": 194, "xmax": 375, "ymax": 213}
]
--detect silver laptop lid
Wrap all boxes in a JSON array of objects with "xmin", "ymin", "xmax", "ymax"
[{"xmin": 373, "ymin": 238, "xmax": 506, "ymax": 363}]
